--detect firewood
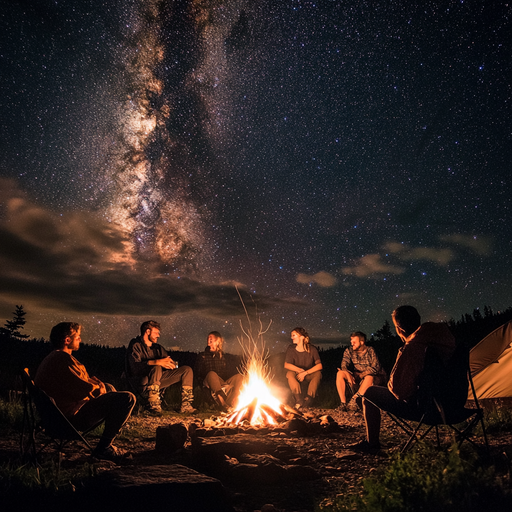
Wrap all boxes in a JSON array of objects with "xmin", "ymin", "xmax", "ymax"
[
  {"xmin": 259, "ymin": 403, "xmax": 285, "ymax": 423},
  {"xmin": 280, "ymin": 403, "xmax": 303, "ymax": 418},
  {"xmin": 244, "ymin": 397, "xmax": 258, "ymax": 423}
]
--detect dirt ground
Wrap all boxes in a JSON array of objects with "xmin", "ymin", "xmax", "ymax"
[{"xmin": 1, "ymin": 405, "xmax": 509, "ymax": 512}]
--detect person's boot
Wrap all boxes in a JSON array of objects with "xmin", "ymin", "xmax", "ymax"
[
  {"xmin": 181, "ymin": 386, "xmax": 196, "ymax": 414},
  {"xmin": 144, "ymin": 384, "xmax": 162, "ymax": 415},
  {"xmin": 293, "ymin": 394, "xmax": 304, "ymax": 410},
  {"xmin": 213, "ymin": 389, "xmax": 230, "ymax": 412}
]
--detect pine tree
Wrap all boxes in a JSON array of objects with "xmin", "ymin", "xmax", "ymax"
[{"xmin": 2, "ymin": 305, "xmax": 30, "ymax": 339}]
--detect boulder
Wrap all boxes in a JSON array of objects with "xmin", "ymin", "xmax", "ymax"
[{"xmin": 87, "ymin": 464, "xmax": 234, "ymax": 512}]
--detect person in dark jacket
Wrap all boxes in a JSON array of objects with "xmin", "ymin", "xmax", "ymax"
[
  {"xmin": 127, "ymin": 320, "xmax": 195, "ymax": 414},
  {"xmin": 195, "ymin": 331, "xmax": 244, "ymax": 410},
  {"xmin": 347, "ymin": 306, "xmax": 455, "ymax": 453}
]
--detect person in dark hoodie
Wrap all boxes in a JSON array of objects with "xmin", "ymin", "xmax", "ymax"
[
  {"xmin": 347, "ymin": 305, "xmax": 456, "ymax": 453},
  {"xmin": 194, "ymin": 331, "xmax": 244, "ymax": 410}
]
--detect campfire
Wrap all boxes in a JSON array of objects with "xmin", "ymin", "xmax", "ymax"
[
  {"xmin": 215, "ymin": 290, "xmax": 302, "ymax": 427},
  {"xmin": 220, "ymin": 358, "xmax": 300, "ymax": 426}
]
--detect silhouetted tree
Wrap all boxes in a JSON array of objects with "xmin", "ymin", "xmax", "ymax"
[{"xmin": 1, "ymin": 305, "xmax": 30, "ymax": 339}]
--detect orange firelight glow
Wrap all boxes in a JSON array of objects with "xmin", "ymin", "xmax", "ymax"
[{"xmin": 226, "ymin": 359, "xmax": 287, "ymax": 426}]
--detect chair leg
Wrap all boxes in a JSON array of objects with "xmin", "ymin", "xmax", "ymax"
[{"xmin": 401, "ymin": 416, "xmax": 426, "ymax": 453}]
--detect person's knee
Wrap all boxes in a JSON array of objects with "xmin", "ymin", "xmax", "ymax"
[
  {"xmin": 286, "ymin": 371, "xmax": 298, "ymax": 381},
  {"xmin": 120, "ymin": 391, "xmax": 136, "ymax": 409},
  {"xmin": 360, "ymin": 376, "xmax": 374, "ymax": 389}
]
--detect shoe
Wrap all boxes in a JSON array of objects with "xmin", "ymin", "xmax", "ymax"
[
  {"xmin": 213, "ymin": 390, "xmax": 230, "ymax": 412},
  {"xmin": 181, "ymin": 402, "xmax": 197, "ymax": 414},
  {"xmin": 92, "ymin": 444, "xmax": 124, "ymax": 463},
  {"xmin": 145, "ymin": 401, "xmax": 162, "ymax": 416},
  {"xmin": 303, "ymin": 395, "xmax": 313, "ymax": 408},
  {"xmin": 338, "ymin": 403, "xmax": 348, "ymax": 412},
  {"xmin": 345, "ymin": 439, "xmax": 381, "ymax": 454},
  {"xmin": 346, "ymin": 399, "xmax": 360, "ymax": 412}
]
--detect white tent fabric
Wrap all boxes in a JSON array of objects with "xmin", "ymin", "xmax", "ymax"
[{"xmin": 469, "ymin": 320, "xmax": 512, "ymax": 399}]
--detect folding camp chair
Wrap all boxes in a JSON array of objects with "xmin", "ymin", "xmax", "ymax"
[
  {"xmin": 385, "ymin": 343, "xmax": 489, "ymax": 454},
  {"xmin": 20, "ymin": 368, "xmax": 98, "ymax": 469}
]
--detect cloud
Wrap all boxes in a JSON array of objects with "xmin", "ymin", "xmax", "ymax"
[
  {"xmin": 296, "ymin": 271, "xmax": 337, "ymax": 287},
  {"xmin": 0, "ymin": 179, "xmax": 293, "ymax": 318},
  {"xmin": 439, "ymin": 234, "xmax": 493, "ymax": 256},
  {"xmin": 341, "ymin": 254, "xmax": 405, "ymax": 278},
  {"xmin": 384, "ymin": 241, "xmax": 455, "ymax": 266}
]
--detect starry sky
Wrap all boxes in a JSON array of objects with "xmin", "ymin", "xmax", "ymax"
[{"xmin": 1, "ymin": 0, "xmax": 511, "ymax": 353}]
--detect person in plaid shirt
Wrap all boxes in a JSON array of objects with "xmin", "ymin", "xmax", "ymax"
[{"xmin": 336, "ymin": 331, "xmax": 386, "ymax": 411}]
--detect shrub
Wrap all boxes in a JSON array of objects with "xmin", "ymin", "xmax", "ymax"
[
  {"xmin": 0, "ymin": 398, "xmax": 24, "ymax": 430},
  {"xmin": 483, "ymin": 406, "xmax": 512, "ymax": 434},
  {"xmin": 318, "ymin": 444, "xmax": 510, "ymax": 512},
  {"xmin": 0, "ymin": 460, "xmax": 96, "ymax": 507}
]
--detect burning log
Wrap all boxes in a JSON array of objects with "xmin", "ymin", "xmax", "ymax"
[
  {"xmin": 279, "ymin": 403, "xmax": 303, "ymax": 418},
  {"xmin": 259, "ymin": 403, "xmax": 285, "ymax": 424},
  {"xmin": 245, "ymin": 397, "xmax": 258, "ymax": 422}
]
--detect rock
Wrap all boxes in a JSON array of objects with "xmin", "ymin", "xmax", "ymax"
[
  {"xmin": 155, "ymin": 423, "xmax": 187, "ymax": 455},
  {"xmin": 88, "ymin": 464, "xmax": 234, "ymax": 512},
  {"xmin": 284, "ymin": 464, "xmax": 321, "ymax": 481},
  {"xmin": 260, "ymin": 504, "xmax": 279, "ymax": 512},
  {"xmin": 228, "ymin": 461, "xmax": 288, "ymax": 484},
  {"xmin": 239, "ymin": 453, "xmax": 283, "ymax": 465},
  {"xmin": 283, "ymin": 418, "xmax": 310, "ymax": 434}
]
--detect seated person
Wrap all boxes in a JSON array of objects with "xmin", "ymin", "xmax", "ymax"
[
  {"xmin": 284, "ymin": 327, "xmax": 323, "ymax": 409},
  {"xmin": 194, "ymin": 331, "xmax": 244, "ymax": 410},
  {"xmin": 348, "ymin": 305, "xmax": 455, "ymax": 453},
  {"xmin": 336, "ymin": 331, "xmax": 386, "ymax": 411},
  {"xmin": 126, "ymin": 320, "xmax": 195, "ymax": 414},
  {"xmin": 35, "ymin": 322, "xmax": 136, "ymax": 462}
]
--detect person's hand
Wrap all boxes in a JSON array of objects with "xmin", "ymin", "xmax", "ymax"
[
  {"xmin": 297, "ymin": 370, "xmax": 307, "ymax": 382},
  {"xmin": 158, "ymin": 356, "xmax": 176, "ymax": 369},
  {"xmin": 90, "ymin": 376, "xmax": 107, "ymax": 395},
  {"xmin": 347, "ymin": 373, "xmax": 356, "ymax": 386}
]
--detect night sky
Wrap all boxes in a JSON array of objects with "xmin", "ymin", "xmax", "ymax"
[{"xmin": 1, "ymin": 0, "xmax": 511, "ymax": 353}]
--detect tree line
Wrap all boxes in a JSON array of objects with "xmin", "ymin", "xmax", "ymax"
[{"xmin": 1, "ymin": 304, "xmax": 511, "ymax": 393}]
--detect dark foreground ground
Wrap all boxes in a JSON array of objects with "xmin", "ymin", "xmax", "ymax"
[{"xmin": 1, "ymin": 405, "xmax": 510, "ymax": 512}]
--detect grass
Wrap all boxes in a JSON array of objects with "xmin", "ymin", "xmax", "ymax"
[
  {"xmin": 0, "ymin": 396, "xmax": 24, "ymax": 431},
  {"xmin": 318, "ymin": 444, "xmax": 511, "ymax": 512},
  {"xmin": 0, "ymin": 459, "xmax": 97, "ymax": 508},
  {"xmin": 483, "ymin": 405, "xmax": 512, "ymax": 434}
]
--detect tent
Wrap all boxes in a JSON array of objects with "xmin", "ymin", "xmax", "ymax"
[{"xmin": 469, "ymin": 320, "xmax": 512, "ymax": 399}]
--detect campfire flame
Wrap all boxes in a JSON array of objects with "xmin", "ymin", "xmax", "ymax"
[
  {"xmin": 217, "ymin": 292, "xmax": 301, "ymax": 426},
  {"xmin": 224, "ymin": 358, "xmax": 295, "ymax": 426}
]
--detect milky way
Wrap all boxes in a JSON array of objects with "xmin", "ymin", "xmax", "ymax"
[{"xmin": 1, "ymin": 1, "xmax": 511, "ymax": 351}]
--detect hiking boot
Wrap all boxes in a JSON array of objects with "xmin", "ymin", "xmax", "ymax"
[
  {"xmin": 145, "ymin": 401, "xmax": 162, "ymax": 416},
  {"xmin": 338, "ymin": 403, "xmax": 348, "ymax": 412},
  {"xmin": 180, "ymin": 385, "xmax": 196, "ymax": 414},
  {"xmin": 92, "ymin": 444, "xmax": 125, "ymax": 463},
  {"xmin": 213, "ymin": 390, "xmax": 230, "ymax": 412},
  {"xmin": 345, "ymin": 439, "xmax": 381, "ymax": 455},
  {"xmin": 303, "ymin": 395, "xmax": 313, "ymax": 409},
  {"xmin": 346, "ymin": 399, "xmax": 360, "ymax": 412},
  {"xmin": 180, "ymin": 402, "xmax": 197, "ymax": 414}
]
